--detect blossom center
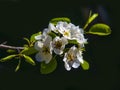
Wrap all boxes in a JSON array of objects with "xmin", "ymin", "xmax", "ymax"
[
  {"xmin": 42, "ymin": 45, "xmax": 50, "ymax": 54},
  {"xmin": 54, "ymin": 41, "xmax": 62, "ymax": 49},
  {"xmin": 67, "ymin": 53, "xmax": 75, "ymax": 61},
  {"xmin": 63, "ymin": 31, "xmax": 70, "ymax": 37}
]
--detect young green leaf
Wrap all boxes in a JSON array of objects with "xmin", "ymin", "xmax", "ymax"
[
  {"xmin": 88, "ymin": 23, "xmax": 111, "ymax": 36},
  {"xmin": 50, "ymin": 17, "xmax": 71, "ymax": 25},
  {"xmin": 0, "ymin": 55, "xmax": 16, "ymax": 62},
  {"xmin": 21, "ymin": 47, "xmax": 38, "ymax": 55},
  {"xmin": 15, "ymin": 59, "xmax": 21, "ymax": 72},
  {"xmin": 81, "ymin": 60, "xmax": 89, "ymax": 70},
  {"xmin": 88, "ymin": 13, "xmax": 98, "ymax": 24},
  {"xmin": 40, "ymin": 58, "xmax": 57, "ymax": 74},
  {"xmin": 30, "ymin": 32, "xmax": 41, "ymax": 42},
  {"xmin": 23, "ymin": 38, "xmax": 30, "ymax": 43},
  {"xmin": 84, "ymin": 13, "xmax": 98, "ymax": 29},
  {"xmin": 23, "ymin": 44, "xmax": 29, "ymax": 48},
  {"xmin": 6, "ymin": 49, "xmax": 16, "ymax": 53},
  {"xmin": 23, "ymin": 37, "xmax": 30, "ymax": 44},
  {"xmin": 23, "ymin": 55, "xmax": 36, "ymax": 66},
  {"xmin": 88, "ymin": 10, "xmax": 92, "ymax": 18}
]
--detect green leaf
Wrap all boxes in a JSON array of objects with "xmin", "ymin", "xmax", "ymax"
[
  {"xmin": 81, "ymin": 60, "xmax": 89, "ymax": 70},
  {"xmin": 23, "ymin": 55, "xmax": 36, "ymax": 66},
  {"xmin": 30, "ymin": 32, "xmax": 41, "ymax": 42},
  {"xmin": 0, "ymin": 55, "xmax": 16, "ymax": 62},
  {"xmin": 6, "ymin": 49, "xmax": 16, "ymax": 53},
  {"xmin": 23, "ymin": 44, "xmax": 29, "ymax": 48},
  {"xmin": 50, "ymin": 17, "xmax": 71, "ymax": 25},
  {"xmin": 40, "ymin": 58, "xmax": 57, "ymax": 74},
  {"xmin": 23, "ymin": 37, "xmax": 30, "ymax": 44},
  {"xmin": 21, "ymin": 47, "xmax": 38, "ymax": 55},
  {"xmin": 68, "ymin": 40, "xmax": 78, "ymax": 45},
  {"xmin": 23, "ymin": 38, "xmax": 30, "ymax": 43},
  {"xmin": 15, "ymin": 60, "xmax": 21, "ymax": 72},
  {"xmin": 88, "ymin": 13, "xmax": 98, "ymax": 24},
  {"xmin": 88, "ymin": 10, "xmax": 92, "ymax": 18},
  {"xmin": 48, "ymin": 31, "xmax": 57, "ymax": 39},
  {"xmin": 84, "ymin": 12, "xmax": 98, "ymax": 29},
  {"xmin": 88, "ymin": 23, "xmax": 111, "ymax": 35}
]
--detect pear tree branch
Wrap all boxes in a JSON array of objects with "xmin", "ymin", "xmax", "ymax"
[{"xmin": 0, "ymin": 41, "xmax": 24, "ymax": 50}]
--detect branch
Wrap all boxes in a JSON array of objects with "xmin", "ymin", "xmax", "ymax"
[{"xmin": 0, "ymin": 42, "xmax": 24, "ymax": 50}]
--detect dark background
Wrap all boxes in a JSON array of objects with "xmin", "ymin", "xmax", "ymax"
[{"xmin": 0, "ymin": 0, "xmax": 119, "ymax": 90}]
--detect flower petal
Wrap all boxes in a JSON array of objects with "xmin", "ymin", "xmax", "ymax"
[
  {"xmin": 54, "ymin": 48, "xmax": 63, "ymax": 55},
  {"xmin": 44, "ymin": 36, "xmax": 52, "ymax": 46},
  {"xmin": 43, "ymin": 28, "xmax": 51, "ymax": 35},
  {"xmin": 77, "ymin": 51, "xmax": 84, "ymax": 64},
  {"xmin": 78, "ymin": 57, "xmax": 84, "ymax": 64},
  {"xmin": 44, "ymin": 53, "xmax": 52, "ymax": 64},
  {"xmin": 72, "ymin": 60, "xmax": 80, "ymax": 68},
  {"xmin": 61, "ymin": 37, "xmax": 68, "ymax": 45},
  {"xmin": 35, "ymin": 35, "xmax": 42, "ymax": 40},
  {"xmin": 64, "ymin": 62, "xmax": 71, "ymax": 71},
  {"xmin": 34, "ymin": 41, "xmax": 43, "ymax": 50},
  {"xmin": 35, "ymin": 52, "xmax": 44, "ymax": 62},
  {"xmin": 35, "ymin": 50, "xmax": 52, "ymax": 64},
  {"xmin": 48, "ymin": 23, "xmax": 58, "ymax": 33}
]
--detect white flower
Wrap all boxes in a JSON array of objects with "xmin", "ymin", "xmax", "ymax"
[
  {"xmin": 34, "ymin": 36, "xmax": 53, "ymax": 64},
  {"xmin": 56, "ymin": 21, "xmax": 71, "ymax": 39},
  {"xmin": 48, "ymin": 23, "xmax": 58, "ymax": 33},
  {"xmin": 57, "ymin": 22, "xmax": 87, "ymax": 49},
  {"xmin": 35, "ymin": 28, "xmax": 50, "ymax": 41},
  {"xmin": 52, "ymin": 36, "xmax": 68, "ymax": 55},
  {"xmin": 63, "ymin": 46, "xmax": 84, "ymax": 71},
  {"xmin": 70, "ymin": 26, "xmax": 87, "ymax": 44},
  {"xmin": 55, "ymin": 21, "xmax": 87, "ymax": 44}
]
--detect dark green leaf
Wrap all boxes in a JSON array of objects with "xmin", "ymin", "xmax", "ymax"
[
  {"xmin": 15, "ymin": 60, "xmax": 21, "ymax": 72},
  {"xmin": 81, "ymin": 60, "xmax": 89, "ymax": 70},
  {"xmin": 48, "ymin": 31, "xmax": 57, "ymax": 39},
  {"xmin": 88, "ymin": 23, "xmax": 111, "ymax": 35},
  {"xmin": 21, "ymin": 47, "xmax": 38, "ymax": 55},
  {"xmin": 68, "ymin": 40, "xmax": 78, "ymax": 44},
  {"xmin": 50, "ymin": 17, "xmax": 71, "ymax": 25},
  {"xmin": 30, "ymin": 32, "xmax": 41, "ymax": 42},
  {"xmin": 40, "ymin": 58, "xmax": 57, "ymax": 74},
  {"xmin": 0, "ymin": 55, "xmax": 16, "ymax": 62},
  {"xmin": 23, "ymin": 55, "xmax": 36, "ymax": 66}
]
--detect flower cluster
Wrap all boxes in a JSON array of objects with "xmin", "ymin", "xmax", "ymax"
[
  {"xmin": 0, "ymin": 14, "xmax": 111, "ymax": 74},
  {"xmin": 34, "ymin": 21, "xmax": 87, "ymax": 71}
]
